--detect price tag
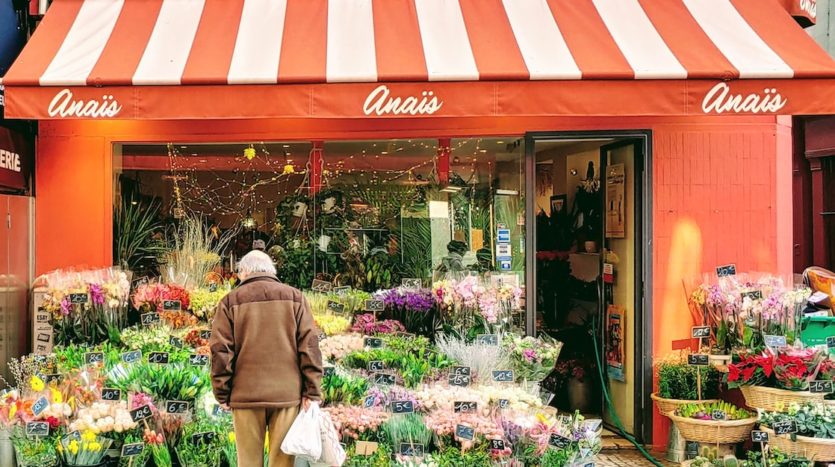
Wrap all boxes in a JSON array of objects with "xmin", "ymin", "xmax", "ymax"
[
  {"xmin": 31, "ymin": 397, "xmax": 49, "ymax": 417},
  {"xmin": 101, "ymin": 388, "xmax": 122, "ymax": 401},
  {"xmin": 164, "ymin": 400, "xmax": 190, "ymax": 414},
  {"xmin": 489, "ymin": 439, "xmax": 506, "ymax": 451},
  {"xmin": 492, "ymin": 370, "xmax": 514, "ymax": 382},
  {"xmin": 810, "ymin": 380, "xmax": 834, "ymax": 394},
  {"xmin": 549, "ymin": 433, "xmax": 572, "ymax": 449},
  {"xmin": 751, "ymin": 430, "xmax": 769, "ymax": 443},
  {"xmin": 399, "ymin": 443, "xmax": 424, "ymax": 457},
  {"xmin": 122, "ymin": 350, "xmax": 142, "ymax": 364},
  {"xmin": 141, "ymin": 312, "xmax": 160, "ymax": 326},
  {"xmin": 68, "ymin": 293, "xmax": 88, "ymax": 304},
  {"xmin": 324, "ymin": 366, "xmax": 335, "ymax": 377},
  {"xmin": 327, "ymin": 301, "xmax": 345, "ymax": 313},
  {"xmin": 453, "ymin": 401, "xmax": 478, "ymax": 414},
  {"xmin": 498, "ymin": 399, "xmax": 509, "ymax": 409},
  {"xmin": 364, "ymin": 395, "xmax": 375, "ymax": 408},
  {"xmin": 773, "ymin": 420, "xmax": 798, "ymax": 435},
  {"xmin": 84, "ymin": 352, "xmax": 104, "ymax": 365},
  {"xmin": 476, "ymin": 334, "xmax": 499, "ymax": 346},
  {"xmin": 691, "ymin": 326, "xmax": 711, "ymax": 338},
  {"xmin": 764, "ymin": 335, "xmax": 787, "ymax": 349},
  {"xmin": 148, "ymin": 352, "xmax": 169, "ymax": 364},
  {"xmin": 374, "ymin": 373, "xmax": 396, "ymax": 386},
  {"xmin": 212, "ymin": 404, "xmax": 230, "ymax": 417},
  {"xmin": 67, "ymin": 431, "xmax": 81, "ymax": 441},
  {"xmin": 368, "ymin": 361, "xmax": 385, "ymax": 372},
  {"xmin": 365, "ymin": 299, "xmax": 385, "ymax": 313},
  {"xmin": 741, "ymin": 290, "xmax": 764, "ymax": 301},
  {"xmin": 687, "ymin": 354, "xmax": 709, "ymax": 366},
  {"xmin": 163, "ymin": 300, "xmax": 181, "ymax": 311},
  {"xmin": 43, "ymin": 373, "xmax": 61, "ymax": 384},
  {"xmin": 199, "ymin": 330, "xmax": 212, "ymax": 340},
  {"xmin": 827, "ymin": 336, "xmax": 835, "ymax": 349},
  {"xmin": 402, "ymin": 278, "xmax": 422, "ymax": 290},
  {"xmin": 189, "ymin": 354, "xmax": 209, "ymax": 366},
  {"xmin": 711, "ymin": 410, "xmax": 726, "ymax": 421},
  {"xmin": 364, "ymin": 337, "xmax": 384, "ymax": 349},
  {"xmin": 334, "ymin": 286, "xmax": 352, "ymax": 297},
  {"xmin": 451, "ymin": 366, "xmax": 471, "ymax": 376},
  {"xmin": 130, "ymin": 405, "xmax": 153, "ymax": 423},
  {"xmin": 25, "ymin": 422, "xmax": 49, "ymax": 437},
  {"xmin": 121, "ymin": 443, "xmax": 145, "ymax": 457},
  {"xmin": 191, "ymin": 432, "xmax": 217, "ymax": 445},
  {"xmin": 169, "ymin": 336, "xmax": 183, "ymax": 348},
  {"xmin": 311, "ymin": 279, "xmax": 332, "ymax": 293},
  {"xmin": 455, "ymin": 424, "xmax": 475, "ymax": 441},
  {"xmin": 391, "ymin": 400, "xmax": 414, "ymax": 414},
  {"xmin": 716, "ymin": 264, "xmax": 737, "ymax": 277},
  {"xmin": 448, "ymin": 374, "xmax": 471, "ymax": 387}
]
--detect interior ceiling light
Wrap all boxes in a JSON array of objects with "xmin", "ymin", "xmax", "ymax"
[
  {"xmin": 282, "ymin": 164, "xmax": 295, "ymax": 175},
  {"xmin": 244, "ymin": 144, "xmax": 256, "ymax": 161},
  {"xmin": 439, "ymin": 186, "xmax": 463, "ymax": 193},
  {"xmin": 242, "ymin": 210, "xmax": 256, "ymax": 229}
]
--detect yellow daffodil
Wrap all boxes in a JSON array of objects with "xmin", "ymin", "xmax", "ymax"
[
  {"xmin": 81, "ymin": 430, "xmax": 96, "ymax": 442},
  {"xmin": 30, "ymin": 376, "xmax": 45, "ymax": 392},
  {"xmin": 228, "ymin": 432, "xmax": 236, "ymax": 443},
  {"xmin": 50, "ymin": 388, "xmax": 62, "ymax": 404},
  {"xmin": 89, "ymin": 441, "xmax": 102, "ymax": 452},
  {"xmin": 68, "ymin": 440, "xmax": 79, "ymax": 455}
]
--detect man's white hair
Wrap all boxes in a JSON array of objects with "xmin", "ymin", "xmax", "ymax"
[{"xmin": 237, "ymin": 250, "xmax": 277, "ymax": 275}]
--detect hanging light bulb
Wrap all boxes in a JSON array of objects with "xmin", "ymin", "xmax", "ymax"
[
  {"xmin": 283, "ymin": 163, "xmax": 295, "ymax": 175},
  {"xmin": 242, "ymin": 210, "xmax": 256, "ymax": 229},
  {"xmin": 244, "ymin": 145, "xmax": 256, "ymax": 161}
]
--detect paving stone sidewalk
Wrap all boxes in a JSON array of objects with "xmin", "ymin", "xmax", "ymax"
[{"xmin": 597, "ymin": 450, "xmax": 676, "ymax": 466}]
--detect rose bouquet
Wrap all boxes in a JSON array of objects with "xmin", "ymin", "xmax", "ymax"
[
  {"xmin": 433, "ymin": 276, "xmax": 522, "ymax": 333},
  {"xmin": 319, "ymin": 334, "xmax": 365, "ymax": 362},
  {"xmin": 324, "ymin": 405, "xmax": 390, "ymax": 441}
]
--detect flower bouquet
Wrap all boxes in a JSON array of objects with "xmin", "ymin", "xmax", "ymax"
[
  {"xmin": 729, "ymin": 350, "xmax": 825, "ymax": 411},
  {"xmin": 188, "ymin": 286, "xmax": 229, "ymax": 321},
  {"xmin": 433, "ymin": 276, "xmax": 522, "ymax": 335},
  {"xmin": 175, "ymin": 419, "xmax": 223, "ymax": 467},
  {"xmin": 350, "ymin": 314, "xmax": 405, "ymax": 335},
  {"xmin": 376, "ymin": 286, "xmax": 436, "ymax": 336},
  {"xmin": 59, "ymin": 431, "xmax": 112, "ymax": 467},
  {"xmin": 131, "ymin": 282, "xmax": 191, "ymax": 314},
  {"xmin": 11, "ymin": 427, "xmax": 58, "ymax": 467},
  {"xmin": 319, "ymin": 334, "xmax": 365, "ymax": 362},
  {"xmin": 503, "ymin": 335, "xmax": 562, "ymax": 383}
]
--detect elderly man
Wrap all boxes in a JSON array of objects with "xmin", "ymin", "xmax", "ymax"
[{"xmin": 209, "ymin": 250, "xmax": 323, "ymax": 467}]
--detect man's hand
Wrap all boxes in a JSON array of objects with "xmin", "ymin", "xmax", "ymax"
[
  {"xmin": 302, "ymin": 397, "xmax": 311, "ymax": 411},
  {"xmin": 220, "ymin": 403, "xmax": 230, "ymax": 411}
]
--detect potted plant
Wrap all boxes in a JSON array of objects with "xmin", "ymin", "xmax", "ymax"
[
  {"xmin": 652, "ymin": 352, "xmax": 722, "ymax": 415},
  {"xmin": 557, "ymin": 359, "xmax": 596, "ymax": 413},
  {"xmin": 11, "ymin": 428, "xmax": 59, "ymax": 467},
  {"xmin": 760, "ymin": 403, "xmax": 835, "ymax": 461},
  {"xmin": 668, "ymin": 401, "xmax": 757, "ymax": 444},
  {"xmin": 728, "ymin": 349, "xmax": 825, "ymax": 412}
]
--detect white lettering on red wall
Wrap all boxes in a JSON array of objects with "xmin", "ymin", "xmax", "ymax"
[
  {"xmin": 0, "ymin": 150, "xmax": 20, "ymax": 172},
  {"xmin": 47, "ymin": 89, "xmax": 122, "ymax": 118},
  {"xmin": 800, "ymin": 0, "xmax": 816, "ymax": 19},
  {"xmin": 363, "ymin": 85, "xmax": 443, "ymax": 116},
  {"xmin": 701, "ymin": 82, "xmax": 787, "ymax": 114}
]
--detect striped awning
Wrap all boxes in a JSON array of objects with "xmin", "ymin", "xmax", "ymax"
[{"xmin": 4, "ymin": 0, "xmax": 835, "ymax": 119}]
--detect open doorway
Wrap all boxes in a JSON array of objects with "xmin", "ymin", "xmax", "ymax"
[{"xmin": 529, "ymin": 133, "xmax": 650, "ymax": 443}]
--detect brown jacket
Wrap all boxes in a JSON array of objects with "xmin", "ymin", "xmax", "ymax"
[{"xmin": 209, "ymin": 273, "xmax": 323, "ymax": 408}]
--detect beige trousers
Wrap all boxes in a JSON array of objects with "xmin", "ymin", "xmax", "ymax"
[{"xmin": 232, "ymin": 405, "xmax": 300, "ymax": 467}]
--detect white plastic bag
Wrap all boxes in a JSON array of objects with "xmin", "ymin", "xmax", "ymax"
[
  {"xmin": 280, "ymin": 403, "xmax": 322, "ymax": 461},
  {"xmin": 311, "ymin": 409, "xmax": 345, "ymax": 466}
]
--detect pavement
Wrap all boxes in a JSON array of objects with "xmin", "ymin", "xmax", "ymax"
[{"xmin": 597, "ymin": 428, "xmax": 677, "ymax": 466}]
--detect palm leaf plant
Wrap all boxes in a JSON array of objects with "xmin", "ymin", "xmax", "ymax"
[{"xmin": 113, "ymin": 197, "xmax": 165, "ymax": 274}]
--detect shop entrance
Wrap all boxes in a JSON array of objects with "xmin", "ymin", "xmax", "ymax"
[{"xmin": 527, "ymin": 133, "xmax": 651, "ymax": 443}]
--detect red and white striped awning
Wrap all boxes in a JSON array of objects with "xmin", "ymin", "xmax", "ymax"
[{"xmin": 4, "ymin": 0, "xmax": 835, "ymax": 119}]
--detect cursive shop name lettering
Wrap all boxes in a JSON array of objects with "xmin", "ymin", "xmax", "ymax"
[
  {"xmin": 701, "ymin": 83, "xmax": 786, "ymax": 114},
  {"xmin": 363, "ymin": 85, "xmax": 443, "ymax": 116},
  {"xmin": 800, "ymin": 0, "xmax": 816, "ymax": 18},
  {"xmin": 47, "ymin": 89, "xmax": 122, "ymax": 118}
]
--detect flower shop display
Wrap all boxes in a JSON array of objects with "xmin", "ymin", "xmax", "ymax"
[
  {"xmin": 188, "ymin": 286, "xmax": 230, "ymax": 321},
  {"xmin": 376, "ymin": 286, "xmax": 436, "ymax": 336},
  {"xmin": 688, "ymin": 447, "xmax": 812, "ymax": 467},
  {"xmin": 728, "ymin": 350, "xmax": 826, "ymax": 411},
  {"xmin": 433, "ymin": 275, "xmax": 522, "ymax": 334},
  {"xmin": 651, "ymin": 351, "xmax": 722, "ymax": 415},
  {"xmin": 319, "ymin": 334, "xmax": 365, "ymax": 362},
  {"xmin": 668, "ymin": 401, "xmax": 757, "ymax": 444},
  {"xmin": 760, "ymin": 403, "xmax": 835, "ymax": 461},
  {"xmin": 503, "ymin": 335, "xmax": 563, "ymax": 383},
  {"xmin": 350, "ymin": 313, "xmax": 406, "ymax": 335},
  {"xmin": 59, "ymin": 431, "xmax": 112, "ymax": 467}
]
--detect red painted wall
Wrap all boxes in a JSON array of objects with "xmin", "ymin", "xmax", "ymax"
[{"xmin": 36, "ymin": 115, "xmax": 793, "ymax": 448}]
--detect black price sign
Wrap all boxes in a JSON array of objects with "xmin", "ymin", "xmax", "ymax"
[
  {"xmin": 67, "ymin": 431, "xmax": 81, "ymax": 441},
  {"xmin": 163, "ymin": 300, "xmax": 181, "ymax": 311},
  {"xmin": 391, "ymin": 400, "xmax": 414, "ymax": 414},
  {"xmin": 454, "ymin": 401, "xmax": 477, "ymax": 414},
  {"xmin": 165, "ymin": 400, "xmax": 189, "ymax": 414},
  {"xmin": 827, "ymin": 336, "xmax": 835, "ymax": 349},
  {"xmin": 451, "ymin": 366, "xmax": 471, "ymax": 376},
  {"xmin": 25, "ymin": 422, "xmax": 49, "ymax": 437},
  {"xmin": 716, "ymin": 264, "xmax": 737, "ymax": 277},
  {"xmin": 688, "ymin": 354, "xmax": 709, "ymax": 366},
  {"xmin": 141, "ymin": 312, "xmax": 160, "ymax": 326},
  {"xmin": 455, "ymin": 424, "xmax": 475, "ymax": 441},
  {"xmin": 691, "ymin": 326, "xmax": 711, "ymax": 338},
  {"xmin": 741, "ymin": 290, "xmax": 764, "ymax": 301},
  {"xmin": 324, "ymin": 366, "xmax": 335, "ymax": 377},
  {"xmin": 191, "ymin": 432, "xmax": 217, "ymax": 445},
  {"xmin": 364, "ymin": 395, "xmax": 375, "ymax": 408},
  {"xmin": 489, "ymin": 439, "xmax": 506, "ymax": 451},
  {"xmin": 476, "ymin": 334, "xmax": 499, "ymax": 346},
  {"xmin": 327, "ymin": 301, "xmax": 345, "ymax": 313},
  {"xmin": 130, "ymin": 405, "xmax": 152, "ymax": 423},
  {"xmin": 492, "ymin": 370, "xmax": 514, "ymax": 382},
  {"xmin": 364, "ymin": 337, "xmax": 384, "ymax": 349},
  {"xmin": 448, "ymin": 373, "xmax": 471, "ymax": 387},
  {"xmin": 212, "ymin": 404, "xmax": 230, "ymax": 417},
  {"xmin": 810, "ymin": 380, "xmax": 834, "ymax": 394},
  {"xmin": 199, "ymin": 330, "xmax": 212, "ymax": 340},
  {"xmin": 498, "ymin": 399, "xmax": 509, "ymax": 409},
  {"xmin": 773, "ymin": 420, "xmax": 798, "ymax": 435},
  {"xmin": 84, "ymin": 352, "xmax": 104, "ymax": 365},
  {"xmin": 189, "ymin": 354, "xmax": 209, "ymax": 366},
  {"xmin": 122, "ymin": 350, "xmax": 142, "ymax": 364},
  {"xmin": 368, "ymin": 361, "xmax": 385, "ymax": 372},
  {"xmin": 751, "ymin": 430, "xmax": 769, "ymax": 443},
  {"xmin": 169, "ymin": 336, "xmax": 183, "ymax": 348},
  {"xmin": 101, "ymin": 388, "xmax": 122, "ymax": 401},
  {"xmin": 44, "ymin": 373, "xmax": 61, "ymax": 384},
  {"xmin": 764, "ymin": 335, "xmax": 788, "ymax": 349},
  {"xmin": 148, "ymin": 352, "xmax": 169, "ymax": 364},
  {"xmin": 711, "ymin": 410, "xmax": 726, "ymax": 421},
  {"xmin": 549, "ymin": 433, "xmax": 572, "ymax": 449},
  {"xmin": 402, "ymin": 278, "xmax": 422, "ymax": 290},
  {"xmin": 365, "ymin": 299, "xmax": 385, "ymax": 313},
  {"xmin": 399, "ymin": 443, "xmax": 424, "ymax": 457},
  {"xmin": 374, "ymin": 373, "xmax": 396, "ymax": 386},
  {"xmin": 32, "ymin": 397, "xmax": 48, "ymax": 417},
  {"xmin": 311, "ymin": 279, "xmax": 332, "ymax": 293},
  {"xmin": 334, "ymin": 286, "xmax": 352, "ymax": 297},
  {"xmin": 68, "ymin": 293, "xmax": 89, "ymax": 304},
  {"xmin": 121, "ymin": 443, "xmax": 144, "ymax": 457}
]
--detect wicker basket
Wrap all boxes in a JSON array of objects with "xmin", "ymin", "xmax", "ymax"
[
  {"xmin": 739, "ymin": 385, "xmax": 824, "ymax": 412},
  {"xmin": 650, "ymin": 393, "xmax": 720, "ymax": 416},
  {"xmin": 668, "ymin": 413, "xmax": 757, "ymax": 444},
  {"xmin": 761, "ymin": 427, "xmax": 835, "ymax": 461}
]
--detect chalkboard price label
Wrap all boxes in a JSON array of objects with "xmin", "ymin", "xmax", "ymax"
[
  {"xmin": 368, "ymin": 361, "xmax": 385, "ymax": 372},
  {"xmin": 101, "ymin": 388, "xmax": 122, "ymax": 401},
  {"xmin": 141, "ymin": 312, "xmax": 160, "ymax": 326},
  {"xmin": 451, "ymin": 366, "xmax": 471, "ymax": 376},
  {"xmin": 364, "ymin": 395, "xmax": 375, "ymax": 408},
  {"xmin": 121, "ymin": 443, "xmax": 145, "ymax": 457},
  {"xmin": 391, "ymin": 400, "xmax": 414, "ymax": 414},
  {"xmin": 32, "ymin": 397, "xmax": 49, "ymax": 417},
  {"xmin": 453, "ymin": 401, "xmax": 478, "ymax": 414},
  {"xmin": 691, "ymin": 326, "xmax": 711, "ymax": 338},
  {"xmin": 162, "ymin": 300, "xmax": 181, "ymax": 311},
  {"xmin": 402, "ymin": 278, "xmax": 422, "ymax": 290},
  {"xmin": 476, "ymin": 334, "xmax": 499, "ymax": 346},
  {"xmin": 764, "ymin": 335, "xmax": 787, "ymax": 349},
  {"xmin": 189, "ymin": 354, "xmax": 209, "ymax": 366},
  {"xmin": 492, "ymin": 370, "xmax": 514, "ymax": 382},
  {"xmin": 311, "ymin": 279, "xmax": 332, "ymax": 293},
  {"xmin": 191, "ymin": 432, "xmax": 217, "ymax": 445},
  {"xmin": 334, "ymin": 286, "xmax": 352, "ymax": 297},
  {"xmin": 741, "ymin": 290, "xmax": 764, "ymax": 301},
  {"xmin": 148, "ymin": 352, "xmax": 169, "ymax": 364},
  {"xmin": 324, "ymin": 366, "xmax": 335, "ymax": 377},
  {"xmin": 122, "ymin": 350, "xmax": 142, "ymax": 364},
  {"xmin": 827, "ymin": 336, "xmax": 835, "ymax": 349},
  {"xmin": 374, "ymin": 373, "xmax": 396, "ymax": 386},
  {"xmin": 751, "ymin": 430, "xmax": 769, "ymax": 443},
  {"xmin": 199, "ymin": 330, "xmax": 212, "ymax": 340},
  {"xmin": 169, "ymin": 336, "xmax": 183, "ymax": 348},
  {"xmin": 130, "ymin": 405, "xmax": 152, "ymax": 423},
  {"xmin": 68, "ymin": 293, "xmax": 89, "ymax": 304},
  {"xmin": 165, "ymin": 400, "xmax": 189, "ymax": 414},
  {"xmin": 399, "ymin": 443, "xmax": 424, "ymax": 457},
  {"xmin": 498, "ymin": 399, "xmax": 509, "ymax": 409},
  {"xmin": 43, "ymin": 373, "xmax": 61, "ymax": 384},
  {"xmin": 489, "ymin": 439, "xmax": 506, "ymax": 451},
  {"xmin": 364, "ymin": 337, "xmax": 383, "ymax": 349},
  {"xmin": 716, "ymin": 264, "xmax": 737, "ymax": 277},
  {"xmin": 711, "ymin": 410, "xmax": 726, "ymax": 421},
  {"xmin": 84, "ymin": 352, "xmax": 104, "ymax": 365},
  {"xmin": 773, "ymin": 420, "xmax": 798, "ymax": 435},
  {"xmin": 327, "ymin": 301, "xmax": 345, "ymax": 313},
  {"xmin": 549, "ymin": 433, "xmax": 572, "ymax": 449},
  {"xmin": 810, "ymin": 380, "xmax": 834, "ymax": 394},
  {"xmin": 448, "ymin": 373, "xmax": 471, "ymax": 387},
  {"xmin": 688, "ymin": 354, "xmax": 709, "ymax": 366},
  {"xmin": 26, "ymin": 422, "xmax": 49, "ymax": 437},
  {"xmin": 365, "ymin": 299, "xmax": 385, "ymax": 312},
  {"xmin": 455, "ymin": 424, "xmax": 475, "ymax": 441}
]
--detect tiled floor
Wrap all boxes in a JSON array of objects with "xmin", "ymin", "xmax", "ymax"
[{"xmin": 597, "ymin": 451, "xmax": 675, "ymax": 466}]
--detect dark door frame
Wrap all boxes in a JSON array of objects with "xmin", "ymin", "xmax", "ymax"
[{"xmin": 524, "ymin": 130, "xmax": 653, "ymax": 444}]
